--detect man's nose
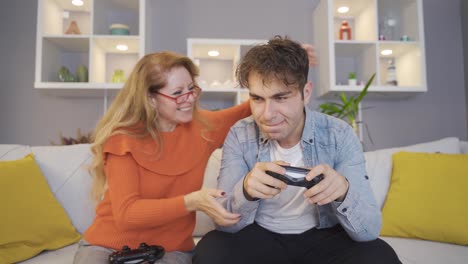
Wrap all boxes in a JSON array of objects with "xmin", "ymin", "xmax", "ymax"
[{"xmin": 262, "ymin": 100, "xmax": 276, "ymax": 119}]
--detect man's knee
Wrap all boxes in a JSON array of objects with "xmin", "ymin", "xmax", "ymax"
[
  {"xmin": 193, "ymin": 230, "xmax": 237, "ymax": 264},
  {"xmin": 351, "ymin": 239, "xmax": 401, "ymax": 264}
]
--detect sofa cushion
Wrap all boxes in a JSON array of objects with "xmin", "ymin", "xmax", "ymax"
[
  {"xmin": 31, "ymin": 144, "xmax": 95, "ymax": 234},
  {"xmin": 381, "ymin": 236, "xmax": 468, "ymax": 264},
  {"xmin": 0, "ymin": 154, "xmax": 81, "ymax": 263},
  {"xmin": 18, "ymin": 244, "xmax": 78, "ymax": 264},
  {"xmin": 0, "ymin": 144, "xmax": 32, "ymax": 161},
  {"xmin": 381, "ymin": 152, "xmax": 468, "ymax": 245},
  {"xmin": 193, "ymin": 148, "xmax": 222, "ymax": 237},
  {"xmin": 364, "ymin": 137, "xmax": 461, "ymax": 209},
  {"xmin": 461, "ymin": 141, "xmax": 468, "ymax": 154}
]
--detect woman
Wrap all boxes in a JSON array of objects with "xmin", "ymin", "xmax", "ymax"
[
  {"xmin": 74, "ymin": 46, "xmax": 315, "ymax": 263},
  {"xmin": 73, "ymin": 52, "xmax": 250, "ymax": 263}
]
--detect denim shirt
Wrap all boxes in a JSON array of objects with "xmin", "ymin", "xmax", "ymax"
[{"xmin": 216, "ymin": 107, "xmax": 382, "ymax": 242}]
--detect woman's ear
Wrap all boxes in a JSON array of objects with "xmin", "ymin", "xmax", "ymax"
[{"xmin": 148, "ymin": 95, "xmax": 157, "ymax": 108}]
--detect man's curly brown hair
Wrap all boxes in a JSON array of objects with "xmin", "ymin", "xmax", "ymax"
[{"xmin": 236, "ymin": 36, "xmax": 309, "ymax": 97}]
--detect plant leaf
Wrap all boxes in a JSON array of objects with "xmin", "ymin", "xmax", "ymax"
[
  {"xmin": 355, "ymin": 73, "xmax": 375, "ymax": 104},
  {"xmin": 339, "ymin": 93, "xmax": 348, "ymax": 105}
]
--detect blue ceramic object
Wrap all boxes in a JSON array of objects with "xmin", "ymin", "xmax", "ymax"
[{"xmin": 110, "ymin": 24, "xmax": 129, "ymax": 35}]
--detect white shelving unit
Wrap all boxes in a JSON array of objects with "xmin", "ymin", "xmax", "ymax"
[
  {"xmin": 313, "ymin": 0, "xmax": 426, "ymax": 98},
  {"xmin": 187, "ymin": 38, "xmax": 266, "ymax": 109},
  {"xmin": 35, "ymin": 0, "xmax": 145, "ymax": 94}
]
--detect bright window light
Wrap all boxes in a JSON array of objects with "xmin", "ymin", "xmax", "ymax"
[
  {"xmin": 72, "ymin": 0, "xmax": 84, "ymax": 7},
  {"xmin": 116, "ymin": 44, "xmax": 128, "ymax": 51},
  {"xmin": 381, "ymin": 49, "xmax": 393, "ymax": 56},
  {"xmin": 208, "ymin": 50, "xmax": 220, "ymax": 57},
  {"xmin": 337, "ymin": 6, "xmax": 350, "ymax": 14}
]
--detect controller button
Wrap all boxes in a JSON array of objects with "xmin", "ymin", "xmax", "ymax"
[{"xmin": 139, "ymin": 243, "xmax": 148, "ymax": 248}]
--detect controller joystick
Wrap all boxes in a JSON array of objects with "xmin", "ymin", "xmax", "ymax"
[
  {"xmin": 122, "ymin": 245, "xmax": 130, "ymax": 252},
  {"xmin": 139, "ymin": 243, "xmax": 148, "ymax": 249}
]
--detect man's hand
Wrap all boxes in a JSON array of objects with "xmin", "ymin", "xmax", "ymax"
[
  {"xmin": 184, "ymin": 189, "xmax": 241, "ymax": 226},
  {"xmin": 301, "ymin": 44, "xmax": 317, "ymax": 66},
  {"xmin": 243, "ymin": 162, "xmax": 288, "ymax": 200},
  {"xmin": 303, "ymin": 164, "xmax": 349, "ymax": 205}
]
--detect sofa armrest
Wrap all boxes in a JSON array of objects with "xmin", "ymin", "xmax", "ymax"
[{"xmin": 460, "ymin": 141, "xmax": 468, "ymax": 154}]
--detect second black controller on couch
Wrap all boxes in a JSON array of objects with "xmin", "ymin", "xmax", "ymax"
[{"xmin": 266, "ymin": 165, "xmax": 324, "ymax": 189}]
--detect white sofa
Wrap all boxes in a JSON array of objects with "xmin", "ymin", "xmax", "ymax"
[{"xmin": 1, "ymin": 137, "xmax": 467, "ymax": 264}]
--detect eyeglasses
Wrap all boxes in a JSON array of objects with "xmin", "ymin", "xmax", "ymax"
[{"xmin": 154, "ymin": 85, "xmax": 202, "ymax": 104}]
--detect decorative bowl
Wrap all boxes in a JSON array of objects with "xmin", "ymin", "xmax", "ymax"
[{"xmin": 110, "ymin": 24, "xmax": 130, "ymax": 35}]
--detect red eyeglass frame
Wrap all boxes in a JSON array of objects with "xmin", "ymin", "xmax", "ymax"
[{"xmin": 154, "ymin": 85, "xmax": 202, "ymax": 104}]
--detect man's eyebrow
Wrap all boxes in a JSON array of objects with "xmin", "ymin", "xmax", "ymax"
[
  {"xmin": 249, "ymin": 91, "xmax": 292, "ymax": 98},
  {"xmin": 272, "ymin": 91, "xmax": 292, "ymax": 97}
]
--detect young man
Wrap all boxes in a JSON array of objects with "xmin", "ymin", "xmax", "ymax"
[{"xmin": 193, "ymin": 37, "xmax": 400, "ymax": 264}]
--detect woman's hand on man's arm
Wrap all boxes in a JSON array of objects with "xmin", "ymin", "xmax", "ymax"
[{"xmin": 184, "ymin": 189, "xmax": 241, "ymax": 226}]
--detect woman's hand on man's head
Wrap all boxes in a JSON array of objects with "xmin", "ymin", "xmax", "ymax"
[{"xmin": 301, "ymin": 44, "xmax": 317, "ymax": 66}]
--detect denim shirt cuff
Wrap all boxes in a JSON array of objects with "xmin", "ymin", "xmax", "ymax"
[{"xmin": 334, "ymin": 180, "xmax": 359, "ymax": 218}]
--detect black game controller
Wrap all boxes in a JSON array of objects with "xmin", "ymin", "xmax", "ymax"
[
  {"xmin": 266, "ymin": 165, "xmax": 324, "ymax": 189},
  {"xmin": 109, "ymin": 243, "xmax": 165, "ymax": 264}
]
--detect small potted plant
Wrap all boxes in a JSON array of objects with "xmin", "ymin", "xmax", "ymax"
[
  {"xmin": 319, "ymin": 73, "xmax": 375, "ymax": 137},
  {"xmin": 348, "ymin": 72, "xmax": 357, "ymax": 86}
]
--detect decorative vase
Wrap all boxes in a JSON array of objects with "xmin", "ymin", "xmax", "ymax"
[
  {"xmin": 58, "ymin": 66, "xmax": 75, "ymax": 82},
  {"xmin": 386, "ymin": 59, "xmax": 398, "ymax": 86},
  {"xmin": 76, "ymin": 65, "xmax": 88, "ymax": 82},
  {"xmin": 111, "ymin": 69, "xmax": 125, "ymax": 83},
  {"xmin": 65, "ymin": 21, "xmax": 81, "ymax": 35},
  {"xmin": 339, "ymin": 20, "xmax": 352, "ymax": 40}
]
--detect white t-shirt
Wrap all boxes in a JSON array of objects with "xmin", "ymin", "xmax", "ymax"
[{"xmin": 255, "ymin": 140, "xmax": 319, "ymax": 234}]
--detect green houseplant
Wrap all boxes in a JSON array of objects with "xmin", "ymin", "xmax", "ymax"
[{"xmin": 319, "ymin": 73, "xmax": 376, "ymax": 136}]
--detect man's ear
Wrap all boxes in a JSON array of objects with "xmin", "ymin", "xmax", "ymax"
[{"xmin": 303, "ymin": 82, "xmax": 313, "ymax": 104}]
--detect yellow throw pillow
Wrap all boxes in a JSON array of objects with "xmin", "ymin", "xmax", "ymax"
[
  {"xmin": 381, "ymin": 152, "xmax": 468, "ymax": 245},
  {"xmin": 0, "ymin": 154, "xmax": 81, "ymax": 263}
]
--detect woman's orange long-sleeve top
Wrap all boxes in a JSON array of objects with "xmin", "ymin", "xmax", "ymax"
[{"xmin": 83, "ymin": 102, "xmax": 250, "ymax": 252}]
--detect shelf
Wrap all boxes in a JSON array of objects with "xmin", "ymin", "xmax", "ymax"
[
  {"xmin": 41, "ymin": 37, "xmax": 89, "ymax": 82},
  {"xmin": 333, "ymin": 0, "xmax": 377, "ymax": 41},
  {"xmin": 34, "ymin": 82, "xmax": 123, "ymax": 90},
  {"xmin": 94, "ymin": 0, "xmax": 140, "ymax": 36},
  {"xmin": 378, "ymin": 42, "xmax": 423, "ymax": 87},
  {"xmin": 35, "ymin": 0, "xmax": 145, "ymax": 92},
  {"xmin": 41, "ymin": 0, "xmax": 92, "ymax": 35},
  {"xmin": 91, "ymin": 36, "xmax": 140, "ymax": 83},
  {"xmin": 314, "ymin": 0, "xmax": 426, "ymax": 97},
  {"xmin": 334, "ymin": 43, "xmax": 377, "ymax": 86},
  {"xmin": 34, "ymin": 82, "xmax": 121, "ymax": 98},
  {"xmin": 378, "ymin": 0, "xmax": 420, "ymax": 41}
]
